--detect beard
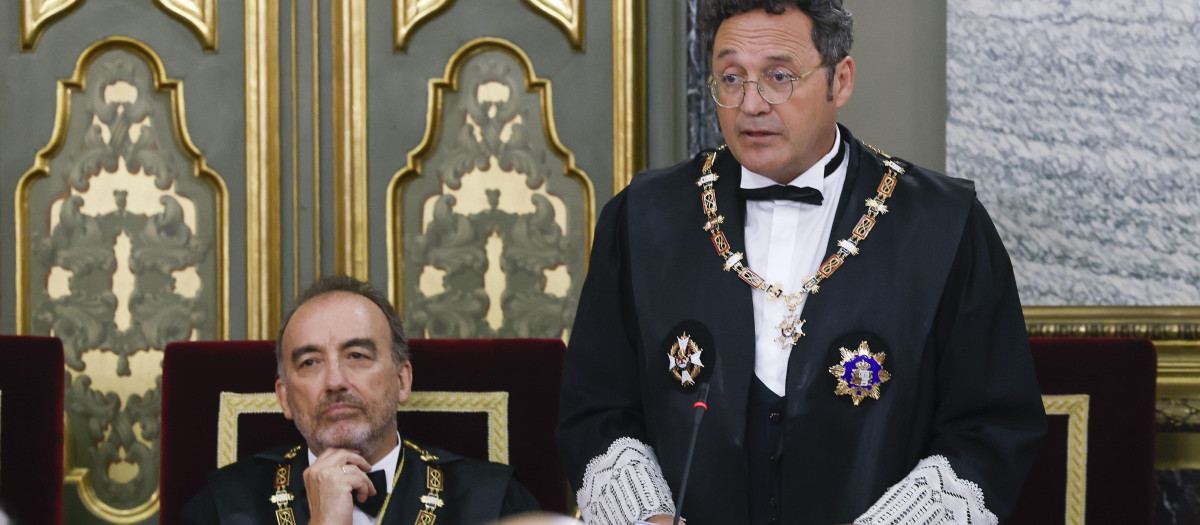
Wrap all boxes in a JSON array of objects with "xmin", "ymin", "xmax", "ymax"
[{"xmin": 291, "ymin": 389, "xmax": 396, "ymax": 455}]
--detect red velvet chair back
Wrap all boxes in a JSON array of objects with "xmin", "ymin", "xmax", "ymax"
[
  {"xmin": 1010, "ymin": 338, "xmax": 1157, "ymax": 524},
  {"xmin": 0, "ymin": 335, "xmax": 65, "ymax": 525},
  {"xmin": 160, "ymin": 339, "xmax": 567, "ymax": 524}
]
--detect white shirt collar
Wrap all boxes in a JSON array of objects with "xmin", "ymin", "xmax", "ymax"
[
  {"xmin": 740, "ymin": 125, "xmax": 844, "ymax": 191},
  {"xmin": 306, "ymin": 432, "xmax": 402, "ymax": 494}
]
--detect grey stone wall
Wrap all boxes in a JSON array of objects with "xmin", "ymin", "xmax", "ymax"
[{"xmin": 947, "ymin": 1, "xmax": 1200, "ymax": 306}]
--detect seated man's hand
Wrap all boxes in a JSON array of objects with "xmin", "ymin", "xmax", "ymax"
[
  {"xmin": 642, "ymin": 515, "xmax": 674, "ymax": 525},
  {"xmin": 304, "ymin": 448, "xmax": 376, "ymax": 525}
]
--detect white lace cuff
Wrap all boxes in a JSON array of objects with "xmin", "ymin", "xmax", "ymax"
[
  {"xmin": 577, "ymin": 437, "xmax": 676, "ymax": 524},
  {"xmin": 856, "ymin": 455, "xmax": 998, "ymax": 525}
]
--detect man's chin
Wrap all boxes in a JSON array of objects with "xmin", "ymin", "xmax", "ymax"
[
  {"xmin": 729, "ymin": 145, "xmax": 786, "ymax": 171},
  {"xmin": 311, "ymin": 424, "xmax": 371, "ymax": 451}
]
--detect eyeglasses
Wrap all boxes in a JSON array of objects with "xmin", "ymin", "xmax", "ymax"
[{"xmin": 708, "ymin": 65, "xmax": 824, "ymax": 108}]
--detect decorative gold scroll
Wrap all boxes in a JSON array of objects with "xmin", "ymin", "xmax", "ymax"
[
  {"xmin": 522, "ymin": 0, "xmax": 585, "ymax": 49},
  {"xmin": 19, "ymin": 0, "xmax": 85, "ymax": 51},
  {"xmin": 16, "ymin": 35, "xmax": 230, "ymax": 339},
  {"xmin": 333, "ymin": 0, "xmax": 370, "ymax": 279},
  {"xmin": 18, "ymin": 36, "xmax": 229, "ymax": 523},
  {"xmin": 386, "ymin": 37, "xmax": 596, "ymax": 327},
  {"xmin": 612, "ymin": 0, "xmax": 646, "ymax": 193},
  {"xmin": 394, "ymin": 0, "xmax": 454, "ymax": 52},
  {"xmin": 217, "ymin": 391, "xmax": 510, "ymax": 467},
  {"xmin": 152, "ymin": 0, "xmax": 218, "ymax": 51},
  {"xmin": 245, "ymin": 0, "xmax": 282, "ymax": 338},
  {"xmin": 1042, "ymin": 394, "xmax": 1089, "ymax": 525}
]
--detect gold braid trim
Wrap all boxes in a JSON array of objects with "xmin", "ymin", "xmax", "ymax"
[{"xmin": 1043, "ymin": 394, "xmax": 1089, "ymax": 525}]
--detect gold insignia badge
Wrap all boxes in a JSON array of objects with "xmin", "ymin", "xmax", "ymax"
[
  {"xmin": 668, "ymin": 331, "xmax": 705, "ymax": 387},
  {"xmin": 828, "ymin": 341, "xmax": 891, "ymax": 406}
]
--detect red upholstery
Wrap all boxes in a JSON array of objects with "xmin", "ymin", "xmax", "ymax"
[
  {"xmin": 1010, "ymin": 338, "xmax": 1157, "ymax": 524},
  {"xmin": 0, "ymin": 335, "xmax": 65, "ymax": 525},
  {"xmin": 160, "ymin": 339, "xmax": 568, "ymax": 524}
]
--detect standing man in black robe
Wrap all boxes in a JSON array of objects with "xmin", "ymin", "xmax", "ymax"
[
  {"xmin": 556, "ymin": 1, "xmax": 1045, "ymax": 524},
  {"xmin": 182, "ymin": 276, "xmax": 538, "ymax": 524}
]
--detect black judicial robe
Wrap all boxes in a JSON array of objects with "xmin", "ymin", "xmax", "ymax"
[
  {"xmin": 557, "ymin": 125, "xmax": 1046, "ymax": 524},
  {"xmin": 180, "ymin": 441, "xmax": 539, "ymax": 524}
]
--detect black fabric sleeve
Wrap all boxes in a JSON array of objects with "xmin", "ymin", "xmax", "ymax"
[
  {"xmin": 178, "ymin": 484, "xmax": 220, "ymax": 525},
  {"xmin": 927, "ymin": 198, "xmax": 1047, "ymax": 519},
  {"xmin": 555, "ymin": 191, "xmax": 648, "ymax": 489},
  {"xmin": 498, "ymin": 477, "xmax": 542, "ymax": 516}
]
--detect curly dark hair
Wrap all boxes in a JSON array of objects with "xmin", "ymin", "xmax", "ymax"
[
  {"xmin": 276, "ymin": 275, "xmax": 409, "ymax": 378},
  {"xmin": 698, "ymin": 0, "xmax": 854, "ymax": 92}
]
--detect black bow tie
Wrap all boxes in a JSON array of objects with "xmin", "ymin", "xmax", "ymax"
[
  {"xmin": 354, "ymin": 470, "xmax": 389, "ymax": 516},
  {"xmin": 738, "ymin": 185, "xmax": 823, "ymax": 205},
  {"xmin": 736, "ymin": 138, "xmax": 845, "ymax": 205}
]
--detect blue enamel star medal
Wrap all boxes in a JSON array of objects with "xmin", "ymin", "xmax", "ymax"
[{"xmin": 828, "ymin": 341, "xmax": 891, "ymax": 405}]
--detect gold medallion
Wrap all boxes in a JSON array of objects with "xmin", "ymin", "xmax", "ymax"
[
  {"xmin": 668, "ymin": 331, "xmax": 705, "ymax": 387},
  {"xmin": 828, "ymin": 341, "xmax": 891, "ymax": 405}
]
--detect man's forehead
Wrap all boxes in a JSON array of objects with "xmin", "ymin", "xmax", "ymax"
[
  {"xmin": 712, "ymin": 8, "xmax": 814, "ymax": 59},
  {"xmin": 281, "ymin": 292, "xmax": 389, "ymax": 349}
]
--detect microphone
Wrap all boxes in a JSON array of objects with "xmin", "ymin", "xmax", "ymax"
[{"xmin": 672, "ymin": 383, "xmax": 710, "ymax": 525}]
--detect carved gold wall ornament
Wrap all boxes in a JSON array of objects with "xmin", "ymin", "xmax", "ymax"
[
  {"xmin": 217, "ymin": 392, "xmax": 510, "ymax": 467},
  {"xmin": 245, "ymin": 0, "xmax": 282, "ymax": 338},
  {"xmin": 1042, "ymin": 394, "xmax": 1089, "ymax": 525},
  {"xmin": 387, "ymin": 37, "xmax": 595, "ymax": 340},
  {"xmin": 522, "ymin": 0, "xmax": 585, "ymax": 49},
  {"xmin": 393, "ymin": 0, "xmax": 584, "ymax": 52},
  {"xmin": 612, "ymin": 0, "xmax": 646, "ymax": 193},
  {"xmin": 334, "ymin": 0, "xmax": 370, "ymax": 279},
  {"xmin": 152, "ymin": 0, "xmax": 218, "ymax": 51},
  {"xmin": 15, "ymin": 36, "xmax": 228, "ymax": 522},
  {"xmin": 394, "ymin": 0, "xmax": 455, "ymax": 52},
  {"xmin": 19, "ymin": 0, "xmax": 85, "ymax": 51}
]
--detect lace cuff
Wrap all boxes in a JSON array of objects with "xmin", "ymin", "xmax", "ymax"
[
  {"xmin": 577, "ymin": 437, "xmax": 676, "ymax": 524},
  {"xmin": 856, "ymin": 455, "xmax": 998, "ymax": 525}
]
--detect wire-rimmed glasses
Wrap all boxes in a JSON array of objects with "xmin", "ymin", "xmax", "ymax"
[{"xmin": 708, "ymin": 65, "xmax": 824, "ymax": 108}]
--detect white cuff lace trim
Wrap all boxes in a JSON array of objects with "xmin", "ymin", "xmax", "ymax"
[
  {"xmin": 577, "ymin": 437, "xmax": 676, "ymax": 524},
  {"xmin": 856, "ymin": 455, "xmax": 998, "ymax": 525}
]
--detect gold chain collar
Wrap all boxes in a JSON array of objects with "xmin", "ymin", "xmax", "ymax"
[
  {"xmin": 269, "ymin": 441, "xmax": 445, "ymax": 525},
  {"xmin": 697, "ymin": 143, "xmax": 905, "ymax": 349}
]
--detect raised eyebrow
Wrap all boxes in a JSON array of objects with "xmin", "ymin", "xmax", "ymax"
[{"xmin": 341, "ymin": 337, "xmax": 378, "ymax": 355}]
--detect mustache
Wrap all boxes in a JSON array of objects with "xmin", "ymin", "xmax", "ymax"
[{"xmin": 317, "ymin": 391, "xmax": 366, "ymax": 412}]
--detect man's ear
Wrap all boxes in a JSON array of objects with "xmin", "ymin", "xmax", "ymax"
[
  {"xmin": 832, "ymin": 56, "xmax": 855, "ymax": 108},
  {"xmin": 275, "ymin": 377, "xmax": 294, "ymax": 421},
  {"xmin": 395, "ymin": 361, "xmax": 414, "ymax": 405}
]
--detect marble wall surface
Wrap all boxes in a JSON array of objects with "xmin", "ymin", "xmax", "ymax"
[
  {"xmin": 686, "ymin": 0, "xmax": 724, "ymax": 155},
  {"xmin": 947, "ymin": 0, "xmax": 1200, "ymax": 306}
]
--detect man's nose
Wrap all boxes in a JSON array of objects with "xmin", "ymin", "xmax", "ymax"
[
  {"xmin": 323, "ymin": 359, "xmax": 350, "ymax": 390},
  {"xmin": 740, "ymin": 81, "xmax": 771, "ymax": 115}
]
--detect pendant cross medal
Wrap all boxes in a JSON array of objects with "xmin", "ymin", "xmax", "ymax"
[{"xmin": 772, "ymin": 293, "xmax": 806, "ymax": 349}]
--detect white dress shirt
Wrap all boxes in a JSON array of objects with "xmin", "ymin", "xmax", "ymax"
[
  {"xmin": 306, "ymin": 433, "xmax": 402, "ymax": 525},
  {"xmin": 743, "ymin": 126, "xmax": 848, "ymax": 396}
]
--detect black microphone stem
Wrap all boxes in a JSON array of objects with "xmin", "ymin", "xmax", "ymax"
[{"xmin": 673, "ymin": 384, "xmax": 709, "ymax": 525}]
